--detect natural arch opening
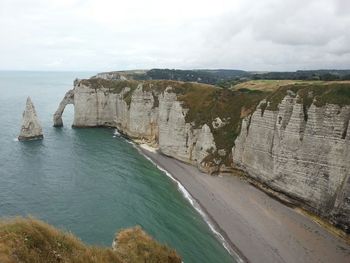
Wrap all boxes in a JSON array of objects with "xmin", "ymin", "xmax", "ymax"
[
  {"xmin": 53, "ymin": 89, "xmax": 74, "ymax": 127},
  {"xmin": 61, "ymin": 104, "xmax": 74, "ymax": 127}
]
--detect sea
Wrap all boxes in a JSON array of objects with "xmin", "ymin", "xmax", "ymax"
[{"xmin": 0, "ymin": 71, "xmax": 235, "ymax": 263}]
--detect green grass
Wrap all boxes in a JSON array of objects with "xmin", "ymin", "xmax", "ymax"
[
  {"xmin": 114, "ymin": 226, "xmax": 181, "ymax": 263},
  {"xmin": 265, "ymin": 82, "xmax": 350, "ymax": 111},
  {"xmin": 0, "ymin": 217, "xmax": 181, "ymax": 263},
  {"xmin": 232, "ymin": 80, "xmax": 303, "ymax": 92},
  {"xmin": 80, "ymin": 79, "xmax": 139, "ymax": 94}
]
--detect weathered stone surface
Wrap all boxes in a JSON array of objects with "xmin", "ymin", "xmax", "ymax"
[
  {"xmin": 54, "ymin": 81, "xmax": 217, "ymax": 172},
  {"xmin": 18, "ymin": 97, "xmax": 43, "ymax": 141},
  {"xmin": 232, "ymin": 94, "xmax": 350, "ymax": 232}
]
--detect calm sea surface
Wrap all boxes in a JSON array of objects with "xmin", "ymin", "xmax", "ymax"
[{"xmin": 0, "ymin": 71, "xmax": 234, "ymax": 263}]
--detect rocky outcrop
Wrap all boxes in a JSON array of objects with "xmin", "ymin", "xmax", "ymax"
[
  {"xmin": 54, "ymin": 80, "xmax": 218, "ymax": 172},
  {"xmin": 18, "ymin": 97, "xmax": 43, "ymax": 141},
  {"xmin": 232, "ymin": 94, "xmax": 350, "ymax": 232}
]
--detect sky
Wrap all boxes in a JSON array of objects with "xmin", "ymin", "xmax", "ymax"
[{"xmin": 0, "ymin": 0, "xmax": 349, "ymax": 71}]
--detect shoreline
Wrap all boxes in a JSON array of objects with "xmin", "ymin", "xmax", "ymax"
[
  {"xmin": 136, "ymin": 145, "xmax": 246, "ymax": 263},
  {"xmin": 136, "ymin": 144, "xmax": 350, "ymax": 263}
]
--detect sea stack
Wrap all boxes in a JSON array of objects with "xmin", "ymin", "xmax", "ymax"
[{"xmin": 18, "ymin": 97, "xmax": 43, "ymax": 141}]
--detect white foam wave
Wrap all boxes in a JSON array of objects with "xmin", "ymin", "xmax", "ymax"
[
  {"xmin": 136, "ymin": 147, "xmax": 243, "ymax": 262},
  {"xmin": 139, "ymin": 144, "xmax": 158, "ymax": 153},
  {"xmin": 13, "ymin": 138, "xmax": 18, "ymax": 142}
]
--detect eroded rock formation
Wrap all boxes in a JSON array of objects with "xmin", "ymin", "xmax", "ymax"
[
  {"xmin": 18, "ymin": 97, "xmax": 43, "ymax": 141},
  {"xmin": 54, "ymin": 80, "xmax": 218, "ymax": 172}
]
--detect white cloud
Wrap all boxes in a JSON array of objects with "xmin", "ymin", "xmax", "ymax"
[{"xmin": 0, "ymin": 0, "xmax": 349, "ymax": 71}]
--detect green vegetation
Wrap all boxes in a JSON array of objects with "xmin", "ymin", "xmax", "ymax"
[
  {"xmin": 0, "ymin": 217, "xmax": 181, "ymax": 263},
  {"xmin": 232, "ymin": 80, "xmax": 304, "ymax": 92},
  {"xmin": 250, "ymin": 70, "xmax": 350, "ymax": 81},
  {"xmin": 114, "ymin": 226, "xmax": 181, "ymax": 263},
  {"xmin": 177, "ymin": 86, "xmax": 266, "ymax": 153},
  {"xmin": 146, "ymin": 69, "xmax": 247, "ymax": 85},
  {"xmin": 80, "ymin": 78, "xmax": 139, "ymax": 94},
  {"xmin": 264, "ymin": 82, "xmax": 350, "ymax": 111}
]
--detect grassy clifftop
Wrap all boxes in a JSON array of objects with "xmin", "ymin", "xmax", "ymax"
[
  {"xmin": 0, "ymin": 218, "xmax": 181, "ymax": 263},
  {"xmin": 261, "ymin": 81, "xmax": 350, "ymax": 111}
]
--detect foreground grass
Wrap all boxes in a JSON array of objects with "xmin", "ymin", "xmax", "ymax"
[{"xmin": 0, "ymin": 217, "xmax": 181, "ymax": 263}]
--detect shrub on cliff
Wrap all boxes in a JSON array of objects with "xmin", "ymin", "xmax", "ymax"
[{"xmin": 0, "ymin": 217, "xmax": 181, "ymax": 263}]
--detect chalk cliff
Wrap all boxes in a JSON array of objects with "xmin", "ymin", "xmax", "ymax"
[
  {"xmin": 53, "ymin": 79, "xmax": 235, "ymax": 172},
  {"xmin": 18, "ymin": 97, "xmax": 43, "ymax": 141},
  {"xmin": 54, "ymin": 78, "xmax": 350, "ymax": 233},
  {"xmin": 232, "ymin": 87, "xmax": 350, "ymax": 233}
]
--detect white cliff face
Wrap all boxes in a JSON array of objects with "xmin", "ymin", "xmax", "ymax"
[
  {"xmin": 193, "ymin": 124, "xmax": 217, "ymax": 170},
  {"xmin": 73, "ymin": 82, "xmax": 119, "ymax": 127},
  {"xmin": 158, "ymin": 89, "xmax": 193, "ymax": 162},
  {"xmin": 232, "ymin": 94, "xmax": 350, "ymax": 232},
  {"xmin": 127, "ymin": 85, "xmax": 158, "ymax": 140},
  {"xmin": 18, "ymin": 97, "xmax": 43, "ymax": 141},
  {"xmin": 93, "ymin": 72, "xmax": 127, "ymax": 80},
  {"xmin": 54, "ymin": 81, "xmax": 217, "ymax": 172},
  {"xmin": 157, "ymin": 88, "xmax": 217, "ymax": 171}
]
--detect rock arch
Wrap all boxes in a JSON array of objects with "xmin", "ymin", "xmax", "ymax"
[{"xmin": 53, "ymin": 89, "xmax": 74, "ymax": 127}]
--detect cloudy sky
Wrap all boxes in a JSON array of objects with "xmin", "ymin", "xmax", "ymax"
[{"xmin": 0, "ymin": 0, "xmax": 349, "ymax": 71}]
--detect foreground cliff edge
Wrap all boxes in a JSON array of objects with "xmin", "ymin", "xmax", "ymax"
[
  {"xmin": 53, "ymin": 77, "xmax": 350, "ymax": 235},
  {"xmin": 0, "ymin": 217, "xmax": 181, "ymax": 263}
]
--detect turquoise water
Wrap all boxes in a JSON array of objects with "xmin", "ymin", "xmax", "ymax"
[{"xmin": 0, "ymin": 71, "xmax": 234, "ymax": 262}]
